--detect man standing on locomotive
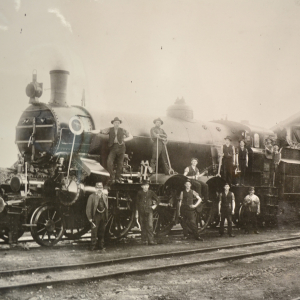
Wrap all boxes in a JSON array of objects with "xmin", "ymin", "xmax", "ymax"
[
  {"xmin": 221, "ymin": 136, "xmax": 235, "ymax": 186},
  {"xmin": 237, "ymin": 140, "xmax": 248, "ymax": 186},
  {"xmin": 99, "ymin": 117, "xmax": 133, "ymax": 184},
  {"xmin": 135, "ymin": 179, "xmax": 160, "ymax": 245},
  {"xmin": 149, "ymin": 118, "xmax": 170, "ymax": 175},
  {"xmin": 86, "ymin": 182, "xmax": 108, "ymax": 251},
  {"xmin": 243, "ymin": 187, "xmax": 260, "ymax": 234},
  {"xmin": 218, "ymin": 183, "xmax": 235, "ymax": 237},
  {"xmin": 179, "ymin": 179, "xmax": 204, "ymax": 241},
  {"xmin": 183, "ymin": 158, "xmax": 209, "ymax": 202}
]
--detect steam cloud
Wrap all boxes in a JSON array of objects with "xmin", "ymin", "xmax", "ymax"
[
  {"xmin": 48, "ymin": 8, "xmax": 72, "ymax": 33},
  {"xmin": 14, "ymin": 0, "xmax": 21, "ymax": 11}
]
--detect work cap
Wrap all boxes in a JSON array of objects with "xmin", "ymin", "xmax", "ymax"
[
  {"xmin": 111, "ymin": 117, "xmax": 122, "ymax": 124},
  {"xmin": 153, "ymin": 118, "xmax": 163, "ymax": 125},
  {"xmin": 141, "ymin": 179, "xmax": 150, "ymax": 185},
  {"xmin": 95, "ymin": 182, "xmax": 103, "ymax": 188}
]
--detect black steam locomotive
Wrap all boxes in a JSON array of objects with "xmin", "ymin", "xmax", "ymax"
[{"xmin": 0, "ymin": 70, "xmax": 299, "ymax": 246}]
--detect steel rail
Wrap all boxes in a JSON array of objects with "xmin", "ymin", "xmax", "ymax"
[
  {"xmin": 1, "ymin": 241, "xmax": 300, "ymax": 292},
  {"xmin": 1, "ymin": 236, "xmax": 300, "ymax": 279}
]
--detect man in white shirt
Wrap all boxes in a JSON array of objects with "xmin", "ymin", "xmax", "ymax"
[{"xmin": 243, "ymin": 187, "xmax": 260, "ymax": 234}]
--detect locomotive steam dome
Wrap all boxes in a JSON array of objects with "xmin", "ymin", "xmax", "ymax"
[{"xmin": 166, "ymin": 98, "xmax": 193, "ymax": 121}]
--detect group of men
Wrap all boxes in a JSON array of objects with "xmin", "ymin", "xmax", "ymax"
[
  {"xmin": 218, "ymin": 183, "xmax": 260, "ymax": 238},
  {"xmin": 86, "ymin": 116, "xmax": 261, "ymax": 250},
  {"xmin": 92, "ymin": 116, "xmax": 171, "ymax": 184},
  {"xmin": 86, "ymin": 179, "xmax": 261, "ymax": 250}
]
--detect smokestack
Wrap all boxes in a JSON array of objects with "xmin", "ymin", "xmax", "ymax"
[{"xmin": 49, "ymin": 70, "xmax": 69, "ymax": 106}]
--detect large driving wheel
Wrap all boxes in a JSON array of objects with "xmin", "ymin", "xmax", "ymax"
[
  {"xmin": 153, "ymin": 203, "xmax": 177, "ymax": 237},
  {"xmin": 105, "ymin": 191, "xmax": 135, "ymax": 240},
  {"xmin": 30, "ymin": 205, "xmax": 65, "ymax": 246},
  {"xmin": 238, "ymin": 205, "xmax": 247, "ymax": 230},
  {"xmin": 196, "ymin": 201, "xmax": 213, "ymax": 233}
]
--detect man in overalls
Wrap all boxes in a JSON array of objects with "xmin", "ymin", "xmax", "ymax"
[
  {"xmin": 221, "ymin": 136, "xmax": 235, "ymax": 186},
  {"xmin": 179, "ymin": 179, "xmax": 204, "ymax": 241},
  {"xmin": 218, "ymin": 183, "xmax": 235, "ymax": 237}
]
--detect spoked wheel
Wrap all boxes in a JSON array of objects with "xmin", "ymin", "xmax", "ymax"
[
  {"xmin": 105, "ymin": 191, "xmax": 135, "ymax": 240},
  {"xmin": 153, "ymin": 203, "xmax": 177, "ymax": 237},
  {"xmin": 196, "ymin": 201, "xmax": 213, "ymax": 233},
  {"xmin": 63, "ymin": 209, "xmax": 91, "ymax": 240},
  {"xmin": 30, "ymin": 205, "xmax": 65, "ymax": 246},
  {"xmin": 64, "ymin": 224, "xmax": 90, "ymax": 240}
]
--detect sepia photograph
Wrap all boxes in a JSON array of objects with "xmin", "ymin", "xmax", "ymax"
[{"xmin": 1, "ymin": 1, "xmax": 300, "ymax": 299}]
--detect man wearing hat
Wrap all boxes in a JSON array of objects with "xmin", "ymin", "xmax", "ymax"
[
  {"xmin": 243, "ymin": 187, "xmax": 260, "ymax": 234},
  {"xmin": 149, "ymin": 118, "xmax": 170, "ymax": 175},
  {"xmin": 86, "ymin": 182, "xmax": 108, "ymax": 251},
  {"xmin": 218, "ymin": 183, "xmax": 235, "ymax": 237},
  {"xmin": 221, "ymin": 136, "xmax": 235, "ymax": 185},
  {"xmin": 183, "ymin": 157, "xmax": 209, "ymax": 202},
  {"xmin": 135, "ymin": 179, "xmax": 160, "ymax": 245},
  {"xmin": 179, "ymin": 179, "xmax": 204, "ymax": 241},
  {"xmin": 99, "ymin": 117, "xmax": 133, "ymax": 183},
  {"xmin": 264, "ymin": 137, "xmax": 274, "ymax": 185}
]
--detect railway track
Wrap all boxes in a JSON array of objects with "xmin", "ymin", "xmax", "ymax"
[{"xmin": 1, "ymin": 236, "xmax": 300, "ymax": 292}]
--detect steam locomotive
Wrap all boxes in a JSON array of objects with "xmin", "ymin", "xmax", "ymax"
[{"xmin": 0, "ymin": 69, "xmax": 299, "ymax": 246}]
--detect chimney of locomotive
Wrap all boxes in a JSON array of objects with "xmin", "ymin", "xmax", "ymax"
[
  {"xmin": 166, "ymin": 97, "xmax": 193, "ymax": 121},
  {"xmin": 48, "ymin": 70, "xmax": 69, "ymax": 107}
]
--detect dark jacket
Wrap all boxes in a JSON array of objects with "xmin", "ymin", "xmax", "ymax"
[
  {"xmin": 108, "ymin": 127, "xmax": 125, "ymax": 147},
  {"xmin": 219, "ymin": 191, "xmax": 234, "ymax": 211},
  {"xmin": 86, "ymin": 193, "xmax": 109, "ymax": 221},
  {"xmin": 136, "ymin": 190, "xmax": 159, "ymax": 214}
]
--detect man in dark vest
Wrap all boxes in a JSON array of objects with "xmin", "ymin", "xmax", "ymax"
[
  {"xmin": 100, "ymin": 117, "xmax": 133, "ymax": 183},
  {"xmin": 237, "ymin": 140, "xmax": 248, "ymax": 186},
  {"xmin": 221, "ymin": 136, "xmax": 235, "ymax": 185},
  {"xmin": 135, "ymin": 179, "xmax": 160, "ymax": 245},
  {"xmin": 183, "ymin": 157, "xmax": 209, "ymax": 202},
  {"xmin": 218, "ymin": 183, "xmax": 235, "ymax": 237},
  {"xmin": 149, "ymin": 118, "xmax": 170, "ymax": 175},
  {"xmin": 179, "ymin": 179, "xmax": 204, "ymax": 241},
  {"xmin": 86, "ymin": 182, "xmax": 108, "ymax": 251}
]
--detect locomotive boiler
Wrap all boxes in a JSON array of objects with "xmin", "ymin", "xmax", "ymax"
[{"xmin": 0, "ymin": 69, "xmax": 295, "ymax": 246}]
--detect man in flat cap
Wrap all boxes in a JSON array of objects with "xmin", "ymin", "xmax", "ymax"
[
  {"xmin": 221, "ymin": 136, "xmax": 235, "ymax": 186},
  {"xmin": 135, "ymin": 179, "xmax": 160, "ymax": 245},
  {"xmin": 99, "ymin": 117, "xmax": 133, "ymax": 183},
  {"xmin": 179, "ymin": 179, "xmax": 204, "ymax": 241},
  {"xmin": 149, "ymin": 118, "xmax": 170, "ymax": 175},
  {"xmin": 86, "ymin": 182, "xmax": 108, "ymax": 251},
  {"xmin": 243, "ymin": 187, "xmax": 260, "ymax": 234}
]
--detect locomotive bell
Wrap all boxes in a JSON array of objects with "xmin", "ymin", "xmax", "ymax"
[{"xmin": 48, "ymin": 70, "xmax": 69, "ymax": 107}]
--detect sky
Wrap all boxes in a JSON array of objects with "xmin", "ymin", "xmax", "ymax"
[{"xmin": 1, "ymin": 0, "xmax": 300, "ymax": 167}]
